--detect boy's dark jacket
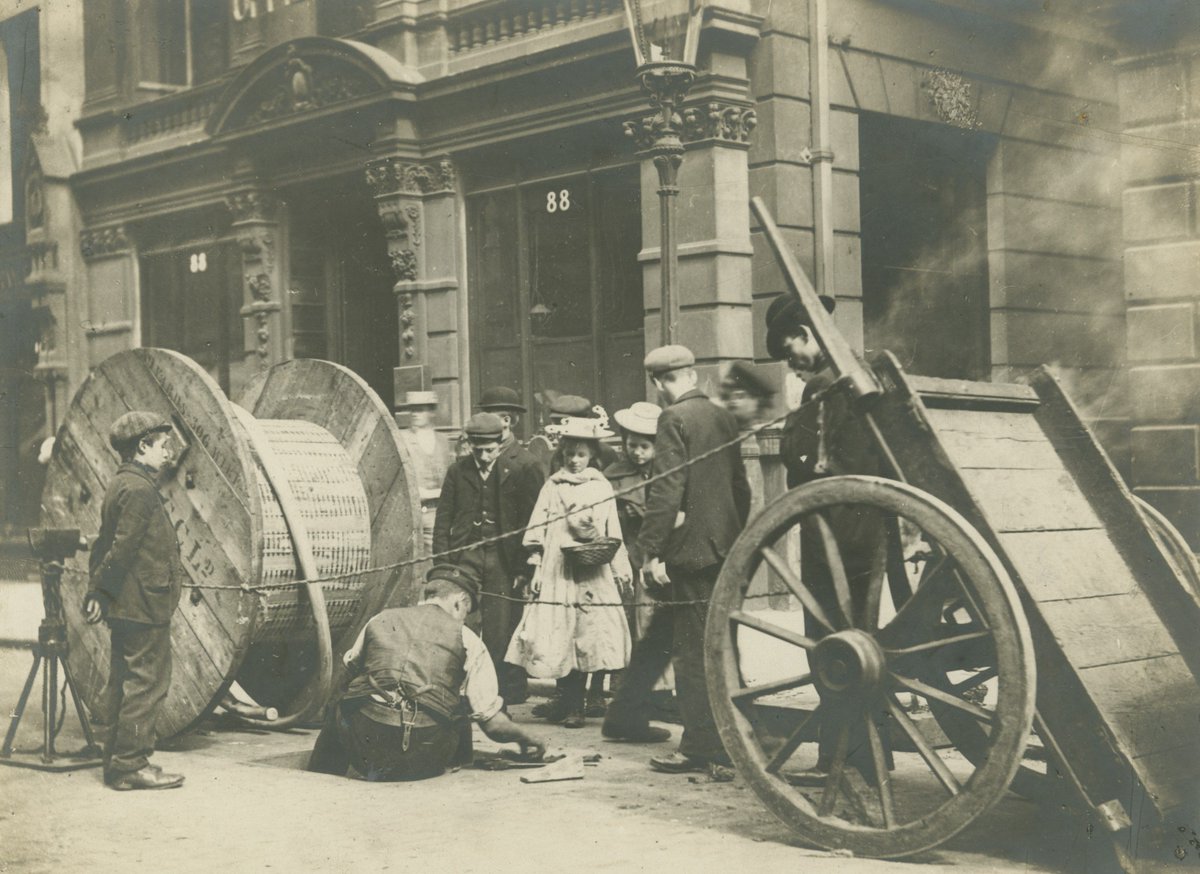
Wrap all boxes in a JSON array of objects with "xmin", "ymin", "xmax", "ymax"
[
  {"xmin": 88, "ymin": 461, "xmax": 184, "ymax": 625},
  {"xmin": 433, "ymin": 442, "xmax": 544, "ymax": 576},
  {"xmin": 637, "ymin": 389, "xmax": 751, "ymax": 571}
]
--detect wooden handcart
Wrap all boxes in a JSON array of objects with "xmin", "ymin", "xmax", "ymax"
[{"xmin": 705, "ymin": 198, "xmax": 1200, "ymax": 860}]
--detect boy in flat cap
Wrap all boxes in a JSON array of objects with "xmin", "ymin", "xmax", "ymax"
[
  {"xmin": 603, "ymin": 346, "xmax": 751, "ymax": 772},
  {"xmin": 307, "ymin": 563, "xmax": 545, "ymax": 781},
  {"xmin": 84, "ymin": 410, "xmax": 185, "ymax": 791},
  {"xmin": 434, "ymin": 410, "xmax": 544, "ymax": 704}
]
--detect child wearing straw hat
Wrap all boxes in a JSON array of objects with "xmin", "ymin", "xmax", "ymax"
[{"xmin": 505, "ymin": 416, "xmax": 633, "ymax": 728}]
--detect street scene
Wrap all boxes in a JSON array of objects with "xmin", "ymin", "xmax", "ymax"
[{"xmin": 1, "ymin": 0, "xmax": 1199, "ymax": 872}]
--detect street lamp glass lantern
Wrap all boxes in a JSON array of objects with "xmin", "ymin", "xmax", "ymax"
[{"xmin": 622, "ymin": 0, "xmax": 704, "ymax": 70}]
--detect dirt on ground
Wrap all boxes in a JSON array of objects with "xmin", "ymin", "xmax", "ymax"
[{"xmin": 0, "ymin": 648, "xmax": 1191, "ymax": 874}]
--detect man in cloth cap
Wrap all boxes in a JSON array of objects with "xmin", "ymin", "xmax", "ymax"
[
  {"xmin": 307, "ymin": 563, "xmax": 545, "ymax": 781},
  {"xmin": 434, "ymin": 410, "xmax": 543, "ymax": 704},
  {"xmin": 395, "ymin": 390, "xmax": 453, "ymax": 554},
  {"xmin": 84, "ymin": 411, "xmax": 186, "ymax": 791},
  {"xmin": 602, "ymin": 346, "xmax": 751, "ymax": 773}
]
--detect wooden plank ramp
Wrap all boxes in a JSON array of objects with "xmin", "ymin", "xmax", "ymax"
[
  {"xmin": 919, "ymin": 380, "xmax": 1200, "ymax": 818},
  {"xmin": 868, "ymin": 358, "xmax": 1200, "ymax": 822}
]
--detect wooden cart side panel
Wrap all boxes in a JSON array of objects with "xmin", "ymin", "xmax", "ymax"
[
  {"xmin": 1030, "ymin": 368, "xmax": 1200, "ymax": 679},
  {"xmin": 866, "ymin": 353, "xmax": 1142, "ymax": 817},
  {"xmin": 934, "ymin": 408, "xmax": 1200, "ymax": 818}
]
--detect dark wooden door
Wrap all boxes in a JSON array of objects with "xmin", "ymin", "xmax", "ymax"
[{"xmin": 468, "ymin": 165, "xmax": 644, "ymax": 434}]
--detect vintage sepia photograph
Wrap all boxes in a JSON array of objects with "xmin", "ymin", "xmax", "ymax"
[{"xmin": 1, "ymin": 0, "xmax": 1198, "ymax": 871}]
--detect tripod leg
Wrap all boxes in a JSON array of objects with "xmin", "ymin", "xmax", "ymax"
[
  {"xmin": 44, "ymin": 655, "xmax": 59, "ymax": 762},
  {"xmin": 2, "ymin": 655, "xmax": 43, "ymax": 757},
  {"xmin": 59, "ymin": 657, "xmax": 100, "ymax": 750}
]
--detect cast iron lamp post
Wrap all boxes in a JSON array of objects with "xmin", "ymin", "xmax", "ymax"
[{"xmin": 623, "ymin": 0, "xmax": 703, "ymax": 346}]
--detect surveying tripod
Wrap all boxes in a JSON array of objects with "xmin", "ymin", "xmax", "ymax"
[{"xmin": 0, "ymin": 528, "xmax": 103, "ymax": 771}]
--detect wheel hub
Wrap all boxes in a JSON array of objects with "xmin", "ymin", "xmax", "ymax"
[{"xmin": 811, "ymin": 629, "xmax": 887, "ymax": 699}]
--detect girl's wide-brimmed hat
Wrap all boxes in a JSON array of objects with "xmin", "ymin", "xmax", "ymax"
[
  {"xmin": 397, "ymin": 390, "xmax": 439, "ymax": 409},
  {"xmin": 550, "ymin": 416, "xmax": 613, "ymax": 441},
  {"xmin": 613, "ymin": 402, "xmax": 662, "ymax": 437}
]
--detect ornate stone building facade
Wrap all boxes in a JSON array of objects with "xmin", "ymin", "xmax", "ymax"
[{"xmin": 1, "ymin": 0, "xmax": 1196, "ymax": 547}]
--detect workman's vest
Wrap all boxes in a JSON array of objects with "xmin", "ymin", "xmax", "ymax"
[{"xmin": 344, "ymin": 605, "xmax": 467, "ymax": 722}]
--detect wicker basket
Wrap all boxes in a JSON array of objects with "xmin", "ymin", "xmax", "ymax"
[{"xmin": 561, "ymin": 537, "xmax": 622, "ymax": 569}]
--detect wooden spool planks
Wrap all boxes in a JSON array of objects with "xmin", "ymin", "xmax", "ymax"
[
  {"xmin": 45, "ymin": 349, "xmax": 262, "ymax": 739},
  {"xmin": 42, "ymin": 349, "xmax": 421, "ymax": 739},
  {"xmin": 925, "ymin": 395, "xmax": 1200, "ymax": 817},
  {"xmin": 235, "ymin": 357, "xmax": 422, "ymax": 707}
]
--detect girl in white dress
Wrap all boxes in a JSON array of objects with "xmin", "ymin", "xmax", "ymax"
[{"xmin": 505, "ymin": 418, "xmax": 632, "ymax": 727}]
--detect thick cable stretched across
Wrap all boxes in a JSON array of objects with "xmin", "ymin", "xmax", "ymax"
[{"xmin": 60, "ymin": 391, "xmax": 826, "ymax": 610}]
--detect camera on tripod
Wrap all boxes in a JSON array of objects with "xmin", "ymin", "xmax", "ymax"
[{"xmin": 0, "ymin": 527, "xmax": 103, "ymax": 771}]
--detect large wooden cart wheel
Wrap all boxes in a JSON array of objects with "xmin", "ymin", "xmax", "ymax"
[
  {"xmin": 1136, "ymin": 496, "xmax": 1200, "ymax": 603},
  {"xmin": 707, "ymin": 476, "xmax": 1036, "ymax": 859}
]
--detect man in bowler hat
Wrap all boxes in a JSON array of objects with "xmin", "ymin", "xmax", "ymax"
[
  {"xmin": 85, "ymin": 410, "xmax": 185, "ymax": 791},
  {"xmin": 433, "ymin": 409, "xmax": 543, "ymax": 703},
  {"xmin": 307, "ymin": 563, "xmax": 545, "ymax": 781},
  {"xmin": 603, "ymin": 346, "xmax": 751, "ymax": 773}
]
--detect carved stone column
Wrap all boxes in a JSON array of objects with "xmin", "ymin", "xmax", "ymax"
[
  {"xmin": 225, "ymin": 189, "xmax": 284, "ymax": 369},
  {"xmin": 79, "ymin": 223, "xmax": 138, "ymax": 367},
  {"xmin": 365, "ymin": 155, "xmax": 463, "ymax": 422}
]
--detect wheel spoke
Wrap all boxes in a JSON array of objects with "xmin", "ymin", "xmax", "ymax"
[
  {"xmin": 884, "ymin": 514, "xmax": 914, "ymax": 612},
  {"xmin": 864, "ymin": 715, "xmax": 896, "ymax": 829},
  {"xmin": 876, "ymin": 563, "xmax": 954, "ymax": 646},
  {"xmin": 862, "ymin": 534, "xmax": 888, "ymax": 630},
  {"xmin": 950, "ymin": 666, "xmax": 997, "ymax": 695},
  {"xmin": 731, "ymin": 672, "xmax": 813, "ymax": 703},
  {"xmin": 759, "ymin": 545, "xmax": 836, "ymax": 634},
  {"xmin": 886, "ymin": 696, "xmax": 961, "ymax": 797},
  {"xmin": 818, "ymin": 721, "xmax": 852, "ymax": 817},
  {"xmin": 767, "ymin": 707, "xmax": 820, "ymax": 773},
  {"xmin": 810, "ymin": 513, "xmax": 854, "ymax": 629},
  {"xmin": 884, "ymin": 628, "xmax": 990, "ymax": 657},
  {"xmin": 890, "ymin": 673, "xmax": 993, "ymax": 724},
  {"xmin": 729, "ymin": 610, "xmax": 816, "ymax": 651}
]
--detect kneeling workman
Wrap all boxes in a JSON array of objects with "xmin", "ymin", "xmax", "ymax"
[{"xmin": 307, "ymin": 563, "xmax": 545, "ymax": 781}]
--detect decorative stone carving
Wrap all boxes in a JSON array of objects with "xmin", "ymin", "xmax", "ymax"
[
  {"xmin": 681, "ymin": 102, "xmax": 758, "ymax": 144},
  {"xmin": 25, "ymin": 157, "xmax": 44, "ymax": 230},
  {"xmin": 242, "ymin": 46, "xmax": 375, "ymax": 127},
  {"xmin": 364, "ymin": 157, "xmax": 457, "ymax": 198},
  {"xmin": 225, "ymin": 190, "xmax": 278, "ymax": 223},
  {"xmin": 27, "ymin": 241, "xmax": 58, "ymax": 276},
  {"xmin": 922, "ymin": 69, "xmax": 979, "ymax": 130},
  {"xmin": 246, "ymin": 273, "xmax": 274, "ymax": 359},
  {"xmin": 390, "ymin": 248, "xmax": 418, "ymax": 282},
  {"xmin": 404, "ymin": 205, "xmax": 422, "ymax": 248},
  {"xmin": 398, "ymin": 293, "xmax": 417, "ymax": 359},
  {"xmin": 80, "ymin": 226, "xmax": 131, "ymax": 260}
]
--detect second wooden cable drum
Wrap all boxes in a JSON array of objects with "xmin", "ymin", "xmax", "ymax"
[{"xmin": 43, "ymin": 349, "xmax": 422, "ymax": 738}]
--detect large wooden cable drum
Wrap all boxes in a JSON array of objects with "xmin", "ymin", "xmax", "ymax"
[{"xmin": 42, "ymin": 349, "xmax": 421, "ymax": 739}]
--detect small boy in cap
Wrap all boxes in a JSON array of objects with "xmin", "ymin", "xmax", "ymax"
[
  {"xmin": 307, "ymin": 563, "xmax": 545, "ymax": 781},
  {"xmin": 85, "ymin": 410, "xmax": 185, "ymax": 791},
  {"xmin": 433, "ymin": 410, "xmax": 544, "ymax": 704}
]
